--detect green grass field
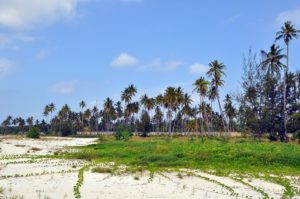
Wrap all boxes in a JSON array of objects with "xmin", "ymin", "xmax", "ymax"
[{"xmin": 64, "ymin": 136, "xmax": 300, "ymax": 176}]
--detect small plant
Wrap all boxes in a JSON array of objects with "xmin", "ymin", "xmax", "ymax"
[
  {"xmin": 26, "ymin": 127, "xmax": 40, "ymax": 139},
  {"xmin": 91, "ymin": 167, "xmax": 113, "ymax": 174},
  {"xmin": 134, "ymin": 176, "xmax": 139, "ymax": 180},
  {"xmin": 31, "ymin": 147, "xmax": 42, "ymax": 151},
  {"xmin": 113, "ymin": 124, "xmax": 133, "ymax": 141}
]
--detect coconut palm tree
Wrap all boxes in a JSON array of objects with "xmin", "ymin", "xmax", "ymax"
[
  {"xmin": 193, "ymin": 77, "xmax": 209, "ymax": 135},
  {"xmin": 276, "ymin": 21, "xmax": 300, "ymax": 139},
  {"xmin": 260, "ymin": 44, "xmax": 286, "ymax": 77},
  {"xmin": 207, "ymin": 60, "xmax": 228, "ymax": 134},
  {"xmin": 79, "ymin": 100, "xmax": 86, "ymax": 129},
  {"xmin": 103, "ymin": 98, "xmax": 115, "ymax": 131},
  {"xmin": 43, "ymin": 105, "xmax": 50, "ymax": 123},
  {"xmin": 163, "ymin": 87, "xmax": 178, "ymax": 135},
  {"xmin": 115, "ymin": 101, "xmax": 123, "ymax": 123},
  {"xmin": 26, "ymin": 117, "xmax": 34, "ymax": 128},
  {"xmin": 181, "ymin": 93, "xmax": 192, "ymax": 133},
  {"xmin": 121, "ymin": 84, "xmax": 137, "ymax": 123},
  {"xmin": 48, "ymin": 103, "xmax": 56, "ymax": 121}
]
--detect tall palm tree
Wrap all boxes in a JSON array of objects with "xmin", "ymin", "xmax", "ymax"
[
  {"xmin": 181, "ymin": 93, "xmax": 192, "ymax": 133},
  {"xmin": 121, "ymin": 84, "xmax": 137, "ymax": 123},
  {"xmin": 103, "ymin": 98, "xmax": 115, "ymax": 131},
  {"xmin": 79, "ymin": 100, "xmax": 86, "ymax": 129},
  {"xmin": 43, "ymin": 105, "xmax": 50, "ymax": 123},
  {"xmin": 207, "ymin": 60, "xmax": 228, "ymax": 134},
  {"xmin": 115, "ymin": 101, "xmax": 123, "ymax": 123},
  {"xmin": 276, "ymin": 21, "xmax": 300, "ymax": 139},
  {"xmin": 260, "ymin": 44, "xmax": 286, "ymax": 138},
  {"xmin": 48, "ymin": 103, "xmax": 56, "ymax": 121},
  {"xmin": 193, "ymin": 77, "xmax": 209, "ymax": 135},
  {"xmin": 163, "ymin": 87, "xmax": 178, "ymax": 135}
]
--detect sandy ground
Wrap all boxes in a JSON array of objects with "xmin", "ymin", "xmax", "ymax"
[{"xmin": 0, "ymin": 136, "xmax": 299, "ymax": 199}]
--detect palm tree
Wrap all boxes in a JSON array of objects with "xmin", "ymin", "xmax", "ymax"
[
  {"xmin": 115, "ymin": 101, "xmax": 123, "ymax": 123},
  {"xmin": 181, "ymin": 93, "xmax": 192, "ymax": 133},
  {"xmin": 276, "ymin": 21, "xmax": 300, "ymax": 139},
  {"xmin": 48, "ymin": 103, "xmax": 56, "ymax": 121},
  {"xmin": 121, "ymin": 84, "xmax": 137, "ymax": 123},
  {"xmin": 103, "ymin": 98, "xmax": 116, "ymax": 131},
  {"xmin": 163, "ymin": 87, "xmax": 178, "ymax": 135},
  {"xmin": 141, "ymin": 94, "xmax": 155, "ymax": 130},
  {"xmin": 260, "ymin": 44, "xmax": 286, "ymax": 77},
  {"xmin": 193, "ymin": 77, "xmax": 209, "ymax": 135},
  {"xmin": 79, "ymin": 100, "xmax": 86, "ymax": 129},
  {"xmin": 43, "ymin": 105, "xmax": 50, "ymax": 123},
  {"xmin": 207, "ymin": 60, "xmax": 228, "ymax": 135},
  {"xmin": 224, "ymin": 94, "xmax": 236, "ymax": 131},
  {"xmin": 26, "ymin": 117, "xmax": 34, "ymax": 128},
  {"xmin": 1, "ymin": 116, "xmax": 12, "ymax": 134}
]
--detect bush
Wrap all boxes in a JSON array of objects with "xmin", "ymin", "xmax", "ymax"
[
  {"xmin": 26, "ymin": 127, "xmax": 40, "ymax": 139},
  {"xmin": 114, "ymin": 124, "xmax": 133, "ymax": 141},
  {"xmin": 292, "ymin": 130, "xmax": 300, "ymax": 143}
]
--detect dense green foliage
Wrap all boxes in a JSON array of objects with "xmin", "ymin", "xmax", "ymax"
[
  {"xmin": 69, "ymin": 137, "xmax": 300, "ymax": 175},
  {"xmin": 113, "ymin": 124, "xmax": 133, "ymax": 141},
  {"xmin": 26, "ymin": 127, "xmax": 40, "ymax": 139}
]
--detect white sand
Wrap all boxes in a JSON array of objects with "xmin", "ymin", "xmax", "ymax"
[{"xmin": 0, "ymin": 136, "xmax": 299, "ymax": 199}]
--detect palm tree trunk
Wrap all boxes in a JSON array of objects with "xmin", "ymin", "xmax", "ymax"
[
  {"xmin": 200, "ymin": 96, "xmax": 204, "ymax": 136},
  {"xmin": 217, "ymin": 93, "xmax": 228, "ymax": 136},
  {"xmin": 283, "ymin": 44, "xmax": 288, "ymax": 141}
]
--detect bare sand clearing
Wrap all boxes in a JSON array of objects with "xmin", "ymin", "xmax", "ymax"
[{"xmin": 0, "ymin": 136, "xmax": 299, "ymax": 199}]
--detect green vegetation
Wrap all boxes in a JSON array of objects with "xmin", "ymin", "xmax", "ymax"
[
  {"xmin": 26, "ymin": 127, "xmax": 40, "ymax": 139},
  {"xmin": 67, "ymin": 137, "xmax": 300, "ymax": 175},
  {"xmin": 113, "ymin": 124, "xmax": 133, "ymax": 141}
]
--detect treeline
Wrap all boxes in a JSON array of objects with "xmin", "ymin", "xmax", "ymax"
[{"xmin": 1, "ymin": 21, "xmax": 299, "ymax": 141}]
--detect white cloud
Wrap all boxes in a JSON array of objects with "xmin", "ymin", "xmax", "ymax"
[
  {"xmin": 112, "ymin": 53, "xmax": 139, "ymax": 67},
  {"xmin": 276, "ymin": 7, "xmax": 300, "ymax": 26},
  {"xmin": 50, "ymin": 81, "xmax": 77, "ymax": 95},
  {"xmin": 36, "ymin": 48, "xmax": 49, "ymax": 59},
  {"xmin": 140, "ymin": 58, "xmax": 183, "ymax": 72},
  {"xmin": 0, "ymin": 58, "xmax": 14, "ymax": 76},
  {"xmin": 226, "ymin": 14, "xmax": 242, "ymax": 23},
  {"xmin": 189, "ymin": 63, "xmax": 209, "ymax": 74},
  {"xmin": 0, "ymin": 0, "xmax": 83, "ymax": 29},
  {"xmin": 0, "ymin": 33, "xmax": 34, "ymax": 47}
]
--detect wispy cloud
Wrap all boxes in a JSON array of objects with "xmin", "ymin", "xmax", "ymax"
[
  {"xmin": 139, "ymin": 58, "xmax": 183, "ymax": 72},
  {"xmin": 36, "ymin": 48, "xmax": 49, "ymax": 59},
  {"xmin": 0, "ymin": 0, "xmax": 86, "ymax": 29},
  {"xmin": 226, "ymin": 14, "xmax": 242, "ymax": 23},
  {"xmin": 0, "ymin": 33, "xmax": 35, "ymax": 48},
  {"xmin": 276, "ymin": 6, "xmax": 300, "ymax": 26},
  {"xmin": 112, "ymin": 52, "xmax": 139, "ymax": 67},
  {"xmin": 50, "ymin": 81, "xmax": 77, "ymax": 95},
  {"xmin": 0, "ymin": 58, "xmax": 14, "ymax": 76},
  {"xmin": 189, "ymin": 63, "xmax": 209, "ymax": 74}
]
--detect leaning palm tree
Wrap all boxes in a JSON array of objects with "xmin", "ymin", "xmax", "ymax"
[
  {"xmin": 276, "ymin": 21, "xmax": 300, "ymax": 139},
  {"xmin": 193, "ymin": 77, "xmax": 209, "ymax": 135},
  {"xmin": 207, "ymin": 60, "xmax": 228, "ymax": 135}
]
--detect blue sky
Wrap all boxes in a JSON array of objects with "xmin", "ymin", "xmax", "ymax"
[{"xmin": 0, "ymin": 0, "xmax": 300, "ymax": 121}]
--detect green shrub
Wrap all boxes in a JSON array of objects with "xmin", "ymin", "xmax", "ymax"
[
  {"xmin": 114, "ymin": 124, "xmax": 133, "ymax": 141},
  {"xmin": 26, "ymin": 127, "xmax": 40, "ymax": 139}
]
